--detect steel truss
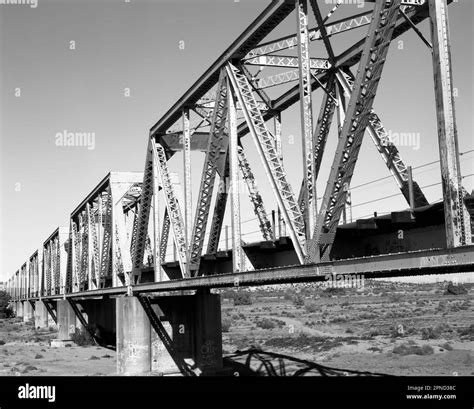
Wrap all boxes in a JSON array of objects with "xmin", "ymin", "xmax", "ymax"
[{"xmin": 7, "ymin": 0, "xmax": 472, "ymax": 301}]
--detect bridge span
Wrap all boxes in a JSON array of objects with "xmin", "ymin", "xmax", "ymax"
[{"xmin": 5, "ymin": 0, "xmax": 474, "ymax": 376}]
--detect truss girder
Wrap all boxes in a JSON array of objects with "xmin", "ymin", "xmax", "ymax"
[
  {"xmin": 226, "ymin": 62, "xmax": 306, "ymax": 263},
  {"xmin": 245, "ymin": 11, "xmax": 373, "ymax": 60},
  {"xmin": 189, "ymin": 71, "xmax": 229, "ymax": 275},
  {"xmin": 309, "ymin": 0, "xmax": 403, "ymax": 262}
]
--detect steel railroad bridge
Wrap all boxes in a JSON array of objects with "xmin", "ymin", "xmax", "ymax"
[{"xmin": 5, "ymin": 0, "xmax": 474, "ymax": 376}]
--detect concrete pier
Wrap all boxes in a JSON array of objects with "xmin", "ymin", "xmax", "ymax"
[
  {"xmin": 116, "ymin": 296, "xmax": 151, "ymax": 375},
  {"xmin": 56, "ymin": 300, "xmax": 77, "ymax": 342},
  {"xmin": 16, "ymin": 301, "xmax": 24, "ymax": 318},
  {"xmin": 23, "ymin": 301, "xmax": 34, "ymax": 323},
  {"xmin": 154, "ymin": 290, "xmax": 223, "ymax": 375},
  {"xmin": 34, "ymin": 300, "xmax": 49, "ymax": 328}
]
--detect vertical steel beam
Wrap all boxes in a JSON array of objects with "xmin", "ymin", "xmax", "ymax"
[
  {"xmin": 429, "ymin": 0, "xmax": 471, "ymax": 246},
  {"xmin": 182, "ymin": 108, "xmax": 193, "ymax": 275},
  {"xmin": 296, "ymin": 0, "xmax": 316, "ymax": 238},
  {"xmin": 227, "ymin": 77, "xmax": 243, "ymax": 273}
]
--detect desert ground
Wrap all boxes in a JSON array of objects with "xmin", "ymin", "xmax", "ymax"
[
  {"xmin": 220, "ymin": 280, "xmax": 474, "ymax": 376},
  {"xmin": 0, "ymin": 279, "xmax": 472, "ymax": 376}
]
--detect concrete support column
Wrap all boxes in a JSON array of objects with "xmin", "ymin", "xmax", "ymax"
[
  {"xmin": 116, "ymin": 296, "xmax": 151, "ymax": 375},
  {"xmin": 34, "ymin": 301, "xmax": 49, "ymax": 329},
  {"xmin": 57, "ymin": 300, "xmax": 77, "ymax": 341},
  {"xmin": 23, "ymin": 302, "xmax": 34, "ymax": 323},
  {"xmin": 193, "ymin": 291, "xmax": 223, "ymax": 375},
  {"xmin": 16, "ymin": 301, "xmax": 24, "ymax": 318}
]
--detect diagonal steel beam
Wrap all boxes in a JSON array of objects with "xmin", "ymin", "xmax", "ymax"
[
  {"xmin": 189, "ymin": 70, "xmax": 228, "ymax": 275},
  {"xmin": 308, "ymin": 0, "xmax": 403, "ymax": 262},
  {"xmin": 226, "ymin": 62, "xmax": 306, "ymax": 263},
  {"xmin": 335, "ymin": 68, "xmax": 429, "ymax": 208}
]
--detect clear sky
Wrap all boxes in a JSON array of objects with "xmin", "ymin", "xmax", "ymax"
[{"xmin": 1, "ymin": 0, "xmax": 473, "ymax": 281}]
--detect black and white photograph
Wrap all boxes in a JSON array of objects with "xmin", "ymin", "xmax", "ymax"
[{"xmin": 0, "ymin": 0, "xmax": 473, "ymax": 408}]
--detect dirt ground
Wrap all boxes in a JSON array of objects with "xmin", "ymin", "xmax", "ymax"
[
  {"xmin": 221, "ymin": 280, "xmax": 474, "ymax": 376},
  {"xmin": 0, "ymin": 320, "xmax": 116, "ymax": 376},
  {"xmin": 0, "ymin": 280, "xmax": 472, "ymax": 376}
]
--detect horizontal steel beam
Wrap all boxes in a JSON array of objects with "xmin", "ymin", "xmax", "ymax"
[{"xmin": 19, "ymin": 245, "xmax": 474, "ymax": 300}]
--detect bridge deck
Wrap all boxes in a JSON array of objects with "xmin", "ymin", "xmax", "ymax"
[{"xmin": 22, "ymin": 245, "xmax": 474, "ymax": 301}]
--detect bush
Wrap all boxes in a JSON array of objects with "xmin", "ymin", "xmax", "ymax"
[
  {"xmin": 255, "ymin": 318, "xmax": 276, "ymax": 330},
  {"xmin": 292, "ymin": 294, "xmax": 304, "ymax": 308},
  {"xmin": 444, "ymin": 282, "xmax": 468, "ymax": 296},
  {"xmin": 70, "ymin": 327, "xmax": 95, "ymax": 346},
  {"xmin": 422, "ymin": 323, "xmax": 451, "ymax": 340},
  {"xmin": 392, "ymin": 343, "xmax": 434, "ymax": 356},
  {"xmin": 233, "ymin": 292, "xmax": 252, "ymax": 306},
  {"xmin": 0, "ymin": 291, "xmax": 14, "ymax": 318},
  {"xmin": 321, "ymin": 287, "xmax": 346, "ymax": 297},
  {"xmin": 304, "ymin": 300, "xmax": 318, "ymax": 313},
  {"xmin": 222, "ymin": 317, "xmax": 232, "ymax": 333}
]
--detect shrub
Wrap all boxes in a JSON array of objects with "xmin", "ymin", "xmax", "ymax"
[
  {"xmin": 444, "ymin": 282, "xmax": 468, "ymax": 296},
  {"xmin": 233, "ymin": 292, "xmax": 252, "ymax": 306},
  {"xmin": 458, "ymin": 324, "xmax": 474, "ymax": 337},
  {"xmin": 0, "ymin": 340, "xmax": 5, "ymax": 345},
  {"xmin": 292, "ymin": 294, "xmax": 304, "ymax": 308},
  {"xmin": 304, "ymin": 300, "xmax": 318, "ymax": 313},
  {"xmin": 393, "ymin": 343, "xmax": 434, "ymax": 356},
  {"xmin": 422, "ymin": 323, "xmax": 451, "ymax": 340},
  {"xmin": 222, "ymin": 317, "xmax": 232, "ymax": 333},
  {"xmin": 0, "ymin": 291, "xmax": 14, "ymax": 318},
  {"xmin": 255, "ymin": 318, "xmax": 276, "ymax": 330},
  {"xmin": 70, "ymin": 327, "xmax": 95, "ymax": 346},
  {"xmin": 321, "ymin": 287, "xmax": 346, "ymax": 297}
]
